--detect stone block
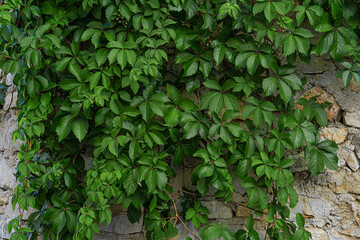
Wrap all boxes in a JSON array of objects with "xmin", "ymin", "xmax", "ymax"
[
  {"xmin": 319, "ymin": 127, "xmax": 348, "ymax": 144},
  {"xmin": 0, "ymin": 159, "xmax": 16, "ymax": 190},
  {"xmin": 343, "ymin": 111, "xmax": 360, "ymax": 128},
  {"xmin": 170, "ymin": 222, "xmax": 199, "ymax": 240},
  {"xmin": 336, "ymin": 141, "xmax": 355, "ymax": 168},
  {"xmin": 94, "ymin": 233, "xmax": 146, "ymax": 240},
  {"xmin": 235, "ymin": 204, "xmax": 252, "ymax": 218},
  {"xmin": 295, "ymin": 86, "xmax": 341, "ymax": 121},
  {"xmin": 346, "ymin": 152, "xmax": 359, "ymax": 172},
  {"xmin": 0, "ymin": 216, "xmax": 10, "ymax": 239},
  {"xmin": 100, "ymin": 212, "xmax": 143, "ymax": 235},
  {"xmin": 306, "ymin": 227, "xmax": 330, "ymax": 240},
  {"xmin": 202, "ymin": 201, "xmax": 233, "ymax": 219},
  {"xmin": 348, "ymin": 78, "xmax": 360, "ymax": 93}
]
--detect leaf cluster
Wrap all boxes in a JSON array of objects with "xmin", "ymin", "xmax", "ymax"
[{"xmin": 1, "ymin": 0, "xmax": 357, "ymax": 239}]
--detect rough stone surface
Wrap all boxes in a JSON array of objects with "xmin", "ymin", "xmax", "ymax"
[
  {"xmin": 346, "ymin": 152, "xmax": 359, "ymax": 172},
  {"xmin": 319, "ymin": 126, "xmax": 348, "ymax": 144},
  {"xmin": 202, "ymin": 201, "xmax": 233, "ymax": 219},
  {"xmin": 343, "ymin": 111, "xmax": 360, "ymax": 128},
  {"xmin": 235, "ymin": 204, "xmax": 252, "ymax": 218},
  {"xmin": 100, "ymin": 213, "xmax": 143, "ymax": 235},
  {"xmin": 3, "ymin": 57, "xmax": 360, "ymax": 240},
  {"xmin": 295, "ymin": 86, "xmax": 341, "ymax": 121}
]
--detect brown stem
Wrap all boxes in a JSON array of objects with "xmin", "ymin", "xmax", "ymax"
[
  {"xmin": 167, "ymin": 183, "xmax": 200, "ymax": 197},
  {"xmin": 163, "ymin": 189, "xmax": 201, "ymax": 240},
  {"xmin": 264, "ymin": 222, "xmax": 271, "ymax": 240},
  {"xmin": 229, "ymin": 201, "xmax": 265, "ymax": 215}
]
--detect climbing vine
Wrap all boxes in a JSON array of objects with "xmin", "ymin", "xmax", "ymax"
[{"xmin": 0, "ymin": 0, "xmax": 359, "ymax": 239}]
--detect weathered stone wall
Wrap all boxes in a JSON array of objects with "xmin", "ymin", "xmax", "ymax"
[
  {"xmin": 1, "ymin": 55, "xmax": 360, "ymax": 239},
  {"xmin": 0, "ymin": 73, "xmax": 21, "ymax": 239}
]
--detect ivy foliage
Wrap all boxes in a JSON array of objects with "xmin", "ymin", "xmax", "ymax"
[{"xmin": 1, "ymin": 0, "xmax": 359, "ymax": 239}]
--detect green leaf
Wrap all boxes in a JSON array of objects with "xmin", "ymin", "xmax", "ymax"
[
  {"xmin": 81, "ymin": 29, "xmax": 98, "ymax": 41},
  {"xmin": 164, "ymin": 107, "xmax": 181, "ymax": 127},
  {"xmin": 203, "ymin": 225, "xmax": 222, "ymax": 240},
  {"xmin": 223, "ymin": 94, "xmax": 239, "ymax": 110},
  {"xmin": 56, "ymin": 115, "xmax": 73, "ymax": 141},
  {"xmin": 203, "ymin": 80, "xmax": 222, "ymax": 91},
  {"xmin": 237, "ymin": 159, "xmax": 251, "ymax": 179},
  {"xmin": 156, "ymin": 171, "xmax": 167, "ymax": 190},
  {"xmin": 55, "ymin": 57, "xmax": 72, "ymax": 71},
  {"xmin": 253, "ymin": 108, "xmax": 263, "ymax": 127},
  {"xmin": 214, "ymin": 45, "xmax": 226, "ymax": 66},
  {"xmin": 183, "ymin": 122, "xmax": 199, "ymax": 139},
  {"xmin": 72, "ymin": 118, "xmax": 89, "ymax": 142},
  {"xmin": 127, "ymin": 204, "xmax": 142, "ymax": 224},
  {"xmin": 53, "ymin": 210, "xmax": 66, "ymax": 234},
  {"xmin": 330, "ymin": 31, "xmax": 347, "ymax": 62},
  {"xmin": 198, "ymin": 165, "xmax": 214, "ymax": 178},
  {"xmin": 209, "ymin": 92, "xmax": 224, "ymax": 114},
  {"xmin": 149, "ymin": 131, "xmax": 166, "ymax": 145},
  {"xmin": 295, "ymin": 36, "xmax": 310, "ymax": 54},
  {"xmin": 308, "ymin": 149, "xmax": 325, "ymax": 176},
  {"xmin": 69, "ymin": 60, "xmax": 83, "ymax": 82},
  {"xmin": 166, "ymin": 84, "xmax": 180, "ymax": 105},
  {"xmin": 64, "ymin": 172, "xmax": 74, "ymax": 188},
  {"xmin": 315, "ymin": 23, "xmax": 334, "ymax": 32},
  {"xmin": 124, "ymin": 172, "xmax": 137, "ymax": 195},
  {"xmin": 264, "ymin": 2, "xmax": 276, "ymax": 22},
  {"xmin": 311, "ymin": 32, "xmax": 334, "ymax": 55},
  {"xmin": 109, "ymin": 138, "xmax": 119, "ymax": 156},
  {"xmin": 263, "ymin": 77, "xmax": 278, "ymax": 96},
  {"xmin": 246, "ymin": 54, "xmax": 259, "ymax": 75},
  {"xmin": 278, "ymin": 80, "xmax": 292, "ymax": 103},
  {"xmin": 66, "ymin": 210, "xmax": 77, "ymax": 233},
  {"xmin": 283, "ymin": 35, "xmax": 296, "ymax": 56},
  {"xmin": 145, "ymin": 170, "xmax": 157, "ymax": 192},
  {"xmin": 118, "ymin": 50, "xmax": 127, "ymax": 70},
  {"xmin": 296, "ymin": 213, "xmax": 305, "ymax": 228},
  {"xmin": 89, "ymin": 72, "xmax": 101, "ymax": 90}
]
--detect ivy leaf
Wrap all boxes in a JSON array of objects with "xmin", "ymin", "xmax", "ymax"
[
  {"xmin": 209, "ymin": 92, "xmax": 224, "ymax": 114},
  {"xmin": 246, "ymin": 54, "xmax": 259, "ymax": 75},
  {"xmin": 53, "ymin": 210, "xmax": 66, "ymax": 234},
  {"xmin": 198, "ymin": 165, "xmax": 214, "ymax": 178},
  {"xmin": 146, "ymin": 170, "xmax": 157, "ymax": 192},
  {"xmin": 330, "ymin": 31, "xmax": 346, "ymax": 62},
  {"xmin": 264, "ymin": 2, "xmax": 276, "ymax": 22},
  {"xmin": 203, "ymin": 225, "xmax": 222, "ymax": 240},
  {"xmin": 213, "ymin": 45, "xmax": 226, "ymax": 66},
  {"xmin": 72, "ymin": 118, "xmax": 89, "ymax": 142},
  {"xmin": 278, "ymin": 80, "xmax": 292, "ymax": 103},
  {"xmin": 124, "ymin": 172, "xmax": 137, "ymax": 196},
  {"xmin": 283, "ymin": 35, "xmax": 296, "ymax": 56},
  {"xmin": 262, "ymin": 77, "xmax": 278, "ymax": 96},
  {"xmin": 55, "ymin": 57, "xmax": 72, "ymax": 71},
  {"xmin": 66, "ymin": 210, "xmax": 77, "ymax": 233},
  {"xmin": 69, "ymin": 60, "xmax": 83, "ymax": 81},
  {"xmin": 56, "ymin": 115, "xmax": 73, "ymax": 141},
  {"xmin": 149, "ymin": 131, "xmax": 166, "ymax": 145}
]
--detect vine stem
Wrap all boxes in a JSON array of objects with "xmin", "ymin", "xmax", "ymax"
[
  {"xmin": 264, "ymin": 222, "xmax": 271, "ymax": 240},
  {"xmin": 163, "ymin": 188, "xmax": 201, "ymax": 240},
  {"xmin": 228, "ymin": 200, "xmax": 265, "ymax": 215},
  {"xmin": 166, "ymin": 183, "xmax": 200, "ymax": 197}
]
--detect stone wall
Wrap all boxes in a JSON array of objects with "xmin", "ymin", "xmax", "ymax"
[
  {"xmin": 1, "ymin": 55, "xmax": 360, "ymax": 239},
  {"xmin": 0, "ymin": 73, "xmax": 21, "ymax": 239}
]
